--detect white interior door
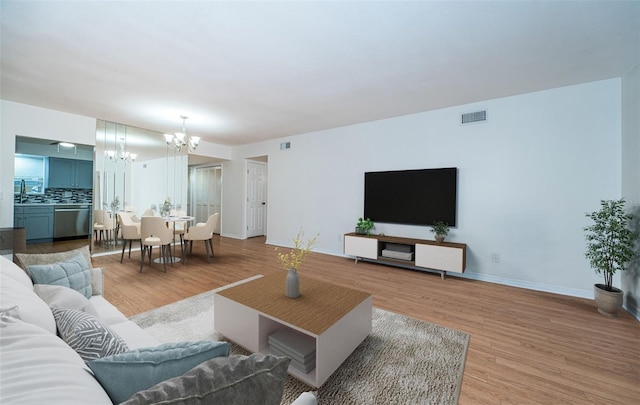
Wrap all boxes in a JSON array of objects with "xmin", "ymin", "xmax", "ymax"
[
  {"xmin": 191, "ymin": 165, "xmax": 222, "ymax": 234},
  {"xmin": 246, "ymin": 160, "xmax": 267, "ymax": 238}
]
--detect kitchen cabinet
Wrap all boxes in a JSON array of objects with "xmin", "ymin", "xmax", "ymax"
[
  {"xmin": 14, "ymin": 205, "xmax": 54, "ymax": 243},
  {"xmin": 48, "ymin": 158, "xmax": 93, "ymax": 189}
]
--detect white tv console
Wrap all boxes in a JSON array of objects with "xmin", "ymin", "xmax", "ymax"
[{"xmin": 344, "ymin": 232, "xmax": 466, "ymax": 279}]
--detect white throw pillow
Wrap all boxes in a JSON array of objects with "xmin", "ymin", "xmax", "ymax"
[{"xmin": 34, "ymin": 284, "xmax": 98, "ymax": 316}]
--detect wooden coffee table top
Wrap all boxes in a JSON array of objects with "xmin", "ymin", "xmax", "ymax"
[{"xmin": 216, "ymin": 272, "xmax": 371, "ymax": 336}]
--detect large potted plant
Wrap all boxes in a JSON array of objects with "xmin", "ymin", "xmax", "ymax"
[{"xmin": 584, "ymin": 199, "xmax": 638, "ymax": 317}]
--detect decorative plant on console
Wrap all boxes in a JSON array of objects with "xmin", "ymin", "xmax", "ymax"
[
  {"xmin": 584, "ymin": 198, "xmax": 638, "ymax": 317},
  {"xmin": 276, "ymin": 228, "xmax": 319, "ymax": 298},
  {"xmin": 430, "ymin": 221, "xmax": 449, "ymax": 243},
  {"xmin": 356, "ymin": 217, "xmax": 375, "ymax": 235}
]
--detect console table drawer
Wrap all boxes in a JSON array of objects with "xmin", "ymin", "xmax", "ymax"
[
  {"xmin": 344, "ymin": 235, "xmax": 378, "ymax": 260},
  {"xmin": 415, "ymin": 243, "xmax": 465, "ymax": 273}
]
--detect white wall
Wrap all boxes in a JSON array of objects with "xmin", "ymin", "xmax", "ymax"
[
  {"xmin": 230, "ymin": 79, "xmax": 622, "ymax": 298},
  {"xmin": 130, "ymin": 154, "xmax": 188, "ymax": 215},
  {"xmin": 621, "ymin": 63, "xmax": 640, "ymax": 318},
  {"xmin": 0, "ymin": 100, "xmax": 96, "ymax": 226}
]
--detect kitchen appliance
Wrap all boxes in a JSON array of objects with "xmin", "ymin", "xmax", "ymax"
[{"xmin": 54, "ymin": 205, "xmax": 91, "ymax": 239}]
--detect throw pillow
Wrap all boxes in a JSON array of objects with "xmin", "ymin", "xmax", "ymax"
[
  {"xmin": 27, "ymin": 252, "xmax": 92, "ymax": 298},
  {"xmin": 87, "ymin": 341, "xmax": 230, "ymax": 404},
  {"xmin": 51, "ymin": 308, "xmax": 128, "ymax": 361},
  {"xmin": 121, "ymin": 354, "xmax": 290, "ymax": 405},
  {"xmin": 34, "ymin": 284, "xmax": 98, "ymax": 316}
]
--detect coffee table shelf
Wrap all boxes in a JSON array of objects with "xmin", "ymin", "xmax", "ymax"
[{"xmin": 214, "ymin": 273, "xmax": 372, "ymax": 387}]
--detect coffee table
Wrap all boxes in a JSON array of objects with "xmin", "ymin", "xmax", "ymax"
[{"xmin": 214, "ymin": 272, "xmax": 372, "ymax": 387}]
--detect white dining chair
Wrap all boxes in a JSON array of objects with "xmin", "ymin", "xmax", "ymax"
[
  {"xmin": 182, "ymin": 213, "xmax": 219, "ymax": 264},
  {"xmin": 140, "ymin": 216, "xmax": 173, "ymax": 273},
  {"xmin": 118, "ymin": 212, "xmax": 141, "ymax": 264}
]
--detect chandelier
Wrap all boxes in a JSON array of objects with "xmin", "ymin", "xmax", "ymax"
[
  {"xmin": 164, "ymin": 115, "xmax": 200, "ymax": 152},
  {"xmin": 107, "ymin": 137, "xmax": 137, "ymax": 162}
]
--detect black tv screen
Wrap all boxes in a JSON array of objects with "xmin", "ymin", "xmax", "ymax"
[{"xmin": 364, "ymin": 168, "xmax": 457, "ymax": 227}]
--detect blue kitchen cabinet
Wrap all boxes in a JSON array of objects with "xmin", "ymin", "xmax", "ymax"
[
  {"xmin": 15, "ymin": 205, "xmax": 54, "ymax": 243},
  {"xmin": 48, "ymin": 158, "xmax": 93, "ymax": 189}
]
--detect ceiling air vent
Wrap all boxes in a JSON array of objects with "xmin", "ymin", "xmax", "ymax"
[{"xmin": 461, "ymin": 110, "xmax": 487, "ymax": 125}]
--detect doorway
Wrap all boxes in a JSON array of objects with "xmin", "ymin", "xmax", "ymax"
[
  {"xmin": 246, "ymin": 160, "xmax": 267, "ymax": 238},
  {"xmin": 190, "ymin": 165, "xmax": 222, "ymax": 234}
]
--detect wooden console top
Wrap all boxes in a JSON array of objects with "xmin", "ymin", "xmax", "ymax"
[
  {"xmin": 216, "ymin": 272, "xmax": 371, "ymax": 336},
  {"xmin": 344, "ymin": 232, "xmax": 467, "ymax": 248}
]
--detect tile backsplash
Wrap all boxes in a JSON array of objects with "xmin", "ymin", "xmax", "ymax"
[{"xmin": 15, "ymin": 188, "xmax": 93, "ymax": 204}]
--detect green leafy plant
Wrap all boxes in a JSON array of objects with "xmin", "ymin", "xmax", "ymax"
[
  {"xmin": 430, "ymin": 221, "xmax": 449, "ymax": 237},
  {"xmin": 356, "ymin": 217, "xmax": 375, "ymax": 235},
  {"xmin": 584, "ymin": 199, "xmax": 638, "ymax": 291},
  {"xmin": 275, "ymin": 228, "xmax": 319, "ymax": 272}
]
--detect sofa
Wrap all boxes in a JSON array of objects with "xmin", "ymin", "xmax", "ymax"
[{"xmin": 0, "ymin": 247, "xmax": 316, "ymax": 405}]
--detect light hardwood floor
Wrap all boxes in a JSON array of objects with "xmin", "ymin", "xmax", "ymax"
[{"xmin": 29, "ymin": 236, "xmax": 639, "ymax": 404}]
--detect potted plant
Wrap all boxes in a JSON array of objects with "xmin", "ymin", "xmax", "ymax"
[
  {"xmin": 584, "ymin": 199, "xmax": 638, "ymax": 317},
  {"xmin": 430, "ymin": 221, "xmax": 449, "ymax": 243},
  {"xmin": 355, "ymin": 217, "xmax": 375, "ymax": 235}
]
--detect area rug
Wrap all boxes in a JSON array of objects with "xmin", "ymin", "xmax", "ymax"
[{"xmin": 130, "ymin": 277, "xmax": 469, "ymax": 405}]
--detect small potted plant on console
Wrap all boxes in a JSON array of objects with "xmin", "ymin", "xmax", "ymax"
[
  {"xmin": 356, "ymin": 217, "xmax": 375, "ymax": 235},
  {"xmin": 430, "ymin": 221, "xmax": 449, "ymax": 243},
  {"xmin": 584, "ymin": 198, "xmax": 638, "ymax": 317}
]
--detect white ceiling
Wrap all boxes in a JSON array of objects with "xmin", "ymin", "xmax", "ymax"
[{"xmin": 2, "ymin": 1, "xmax": 639, "ymax": 147}]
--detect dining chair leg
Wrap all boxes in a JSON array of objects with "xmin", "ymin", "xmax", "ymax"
[
  {"xmin": 161, "ymin": 245, "xmax": 167, "ymax": 273},
  {"xmin": 209, "ymin": 238, "xmax": 214, "ymax": 257},
  {"xmin": 148, "ymin": 246, "xmax": 153, "ymax": 266},
  {"xmin": 204, "ymin": 241, "xmax": 211, "ymax": 264},
  {"xmin": 168, "ymin": 243, "xmax": 174, "ymax": 267},
  {"xmin": 179, "ymin": 235, "xmax": 185, "ymax": 265},
  {"xmin": 139, "ymin": 246, "xmax": 145, "ymax": 273},
  {"xmin": 120, "ymin": 241, "xmax": 126, "ymax": 263},
  {"xmin": 127, "ymin": 240, "xmax": 133, "ymax": 258},
  {"xmin": 182, "ymin": 239, "xmax": 187, "ymax": 264}
]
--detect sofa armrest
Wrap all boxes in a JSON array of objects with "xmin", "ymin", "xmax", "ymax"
[{"xmin": 91, "ymin": 267, "xmax": 104, "ymax": 296}]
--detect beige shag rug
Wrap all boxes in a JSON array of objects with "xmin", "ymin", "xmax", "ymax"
[{"xmin": 130, "ymin": 278, "xmax": 469, "ymax": 405}]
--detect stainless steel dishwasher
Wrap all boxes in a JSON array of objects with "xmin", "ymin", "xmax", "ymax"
[{"xmin": 54, "ymin": 205, "xmax": 91, "ymax": 239}]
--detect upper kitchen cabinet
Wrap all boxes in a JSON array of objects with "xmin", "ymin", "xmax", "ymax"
[{"xmin": 48, "ymin": 157, "xmax": 93, "ymax": 189}]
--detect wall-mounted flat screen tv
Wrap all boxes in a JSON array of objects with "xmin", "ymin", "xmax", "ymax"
[{"xmin": 364, "ymin": 167, "xmax": 457, "ymax": 227}]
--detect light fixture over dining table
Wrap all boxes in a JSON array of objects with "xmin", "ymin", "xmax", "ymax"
[{"xmin": 164, "ymin": 115, "xmax": 200, "ymax": 153}]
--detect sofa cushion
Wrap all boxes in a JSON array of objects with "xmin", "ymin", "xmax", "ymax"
[
  {"xmin": 89, "ymin": 295, "xmax": 128, "ymax": 325},
  {"xmin": 121, "ymin": 354, "xmax": 290, "ymax": 405},
  {"xmin": 87, "ymin": 341, "xmax": 230, "ymax": 404},
  {"xmin": 52, "ymin": 308, "xmax": 128, "ymax": 361},
  {"xmin": 0, "ymin": 272, "xmax": 56, "ymax": 334},
  {"xmin": 34, "ymin": 284, "xmax": 98, "ymax": 316},
  {"xmin": 0, "ymin": 315, "xmax": 112, "ymax": 405},
  {"xmin": 27, "ymin": 252, "xmax": 92, "ymax": 298}
]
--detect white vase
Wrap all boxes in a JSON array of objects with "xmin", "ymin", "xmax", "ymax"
[{"xmin": 286, "ymin": 268, "xmax": 300, "ymax": 298}]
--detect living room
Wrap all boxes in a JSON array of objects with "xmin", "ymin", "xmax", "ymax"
[{"xmin": 1, "ymin": 1, "xmax": 639, "ymax": 404}]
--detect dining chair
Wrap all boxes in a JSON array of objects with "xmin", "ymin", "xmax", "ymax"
[
  {"xmin": 182, "ymin": 213, "xmax": 219, "ymax": 264},
  {"xmin": 118, "ymin": 212, "xmax": 141, "ymax": 264},
  {"xmin": 93, "ymin": 210, "xmax": 116, "ymax": 243},
  {"xmin": 141, "ymin": 208, "xmax": 155, "ymax": 217},
  {"xmin": 140, "ymin": 216, "xmax": 173, "ymax": 273}
]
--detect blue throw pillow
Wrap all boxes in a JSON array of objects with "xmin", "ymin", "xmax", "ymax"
[
  {"xmin": 87, "ymin": 340, "xmax": 230, "ymax": 404},
  {"xmin": 27, "ymin": 252, "xmax": 92, "ymax": 298}
]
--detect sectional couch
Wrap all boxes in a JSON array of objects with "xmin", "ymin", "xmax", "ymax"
[{"xmin": 0, "ymin": 247, "xmax": 316, "ymax": 404}]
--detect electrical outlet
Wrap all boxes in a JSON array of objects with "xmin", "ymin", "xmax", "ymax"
[{"xmin": 491, "ymin": 253, "xmax": 500, "ymax": 263}]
